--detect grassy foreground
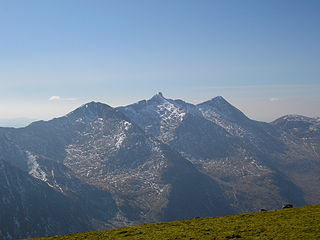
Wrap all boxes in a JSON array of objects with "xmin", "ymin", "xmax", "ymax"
[{"xmin": 31, "ymin": 204, "xmax": 320, "ymax": 240}]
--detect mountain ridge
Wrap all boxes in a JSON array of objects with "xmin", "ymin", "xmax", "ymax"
[{"xmin": 0, "ymin": 93, "xmax": 319, "ymax": 240}]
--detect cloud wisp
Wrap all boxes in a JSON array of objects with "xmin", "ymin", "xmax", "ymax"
[
  {"xmin": 48, "ymin": 96, "xmax": 77, "ymax": 101},
  {"xmin": 270, "ymin": 97, "xmax": 280, "ymax": 102}
]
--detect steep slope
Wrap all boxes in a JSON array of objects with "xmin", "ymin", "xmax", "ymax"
[
  {"xmin": 271, "ymin": 115, "xmax": 320, "ymax": 203},
  {"xmin": 196, "ymin": 97, "xmax": 309, "ymax": 209},
  {"xmin": 0, "ymin": 159, "xmax": 91, "ymax": 240},
  {"xmin": 197, "ymin": 96, "xmax": 285, "ymax": 153}
]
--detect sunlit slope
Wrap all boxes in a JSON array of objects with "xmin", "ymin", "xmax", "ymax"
[{"xmin": 31, "ymin": 204, "xmax": 320, "ymax": 240}]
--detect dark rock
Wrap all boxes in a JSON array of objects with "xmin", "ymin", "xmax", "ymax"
[{"xmin": 282, "ymin": 204, "xmax": 293, "ymax": 209}]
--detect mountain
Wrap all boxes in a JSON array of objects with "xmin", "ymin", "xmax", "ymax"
[
  {"xmin": 0, "ymin": 101, "xmax": 232, "ymax": 240},
  {"xmin": 118, "ymin": 93, "xmax": 237, "ymax": 159},
  {"xmin": 118, "ymin": 94, "xmax": 318, "ymax": 211},
  {"xmin": 0, "ymin": 94, "xmax": 319, "ymax": 239}
]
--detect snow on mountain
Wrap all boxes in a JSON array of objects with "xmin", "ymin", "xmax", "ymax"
[
  {"xmin": 119, "ymin": 93, "xmax": 315, "ymax": 212},
  {"xmin": 26, "ymin": 151, "xmax": 48, "ymax": 182},
  {"xmin": 272, "ymin": 114, "xmax": 320, "ymax": 138},
  {"xmin": 0, "ymin": 99, "xmax": 235, "ymax": 239},
  {"xmin": 197, "ymin": 96, "xmax": 251, "ymax": 137},
  {"xmin": 0, "ymin": 159, "xmax": 91, "ymax": 240},
  {"xmin": 118, "ymin": 92, "xmax": 187, "ymax": 143},
  {"xmin": 0, "ymin": 94, "xmax": 319, "ymax": 239}
]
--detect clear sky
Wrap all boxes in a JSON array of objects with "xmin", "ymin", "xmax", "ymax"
[{"xmin": 1, "ymin": 0, "xmax": 319, "ymax": 123}]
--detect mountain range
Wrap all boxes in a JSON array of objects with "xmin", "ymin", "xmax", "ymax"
[{"xmin": 0, "ymin": 93, "xmax": 319, "ymax": 240}]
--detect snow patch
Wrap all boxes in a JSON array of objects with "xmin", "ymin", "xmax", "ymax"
[
  {"xmin": 26, "ymin": 151, "xmax": 48, "ymax": 183},
  {"xmin": 115, "ymin": 135, "xmax": 126, "ymax": 149},
  {"xmin": 114, "ymin": 121, "xmax": 132, "ymax": 149},
  {"xmin": 155, "ymin": 99, "xmax": 186, "ymax": 142},
  {"xmin": 26, "ymin": 151, "xmax": 65, "ymax": 192}
]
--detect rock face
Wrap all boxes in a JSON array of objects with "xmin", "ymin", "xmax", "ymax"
[{"xmin": 0, "ymin": 94, "xmax": 319, "ymax": 239}]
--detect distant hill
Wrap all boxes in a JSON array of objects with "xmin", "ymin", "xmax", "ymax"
[
  {"xmin": 0, "ymin": 118, "xmax": 36, "ymax": 128},
  {"xmin": 31, "ymin": 204, "xmax": 320, "ymax": 240}
]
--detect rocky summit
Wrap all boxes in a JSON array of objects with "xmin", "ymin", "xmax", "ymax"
[{"xmin": 1, "ymin": 94, "xmax": 319, "ymax": 240}]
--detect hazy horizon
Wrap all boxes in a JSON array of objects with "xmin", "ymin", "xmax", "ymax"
[{"xmin": 0, "ymin": 91, "xmax": 319, "ymax": 128}]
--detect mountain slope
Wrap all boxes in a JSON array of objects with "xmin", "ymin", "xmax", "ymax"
[
  {"xmin": 31, "ymin": 204, "xmax": 320, "ymax": 240},
  {"xmin": 0, "ymin": 159, "xmax": 91, "ymax": 240},
  {"xmin": 271, "ymin": 115, "xmax": 320, "ymax": 204}
]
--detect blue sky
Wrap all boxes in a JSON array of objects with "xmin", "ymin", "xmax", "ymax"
[{"xmin": 0, "ymin": 0, "xmax": 319, "ymax": 122}]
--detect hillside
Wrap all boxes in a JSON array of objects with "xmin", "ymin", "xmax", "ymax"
[{"xmin": 31, "ymin": 204, "xmax": 320, "ymax": 240}]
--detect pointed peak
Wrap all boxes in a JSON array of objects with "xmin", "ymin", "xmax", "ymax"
[
  {"xmin": 149, "ymin": 92, "xmax": 167, "ymax": 102},
  {"xmin": 157, "ymin": 92, "xmax": 164, "ymax": 98},
  {"xmin": 198, "ymin": 96, "xmax": 231, "ymax": 107},
  {"xmin": 154, "ymin": 92, "xmax": 165, "ymax": 98},
  {"xmin": 198, "ymin": 96, "xmax": 250, "ymax": 122},
  {"xmin": 211, "ymin": 96, "xmax": 229, "ymax": 104}
]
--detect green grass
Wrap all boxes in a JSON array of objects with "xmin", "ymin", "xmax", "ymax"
[{"xmin": 31, "ymin": 204, "xmax": 320, "ymax": 240}]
